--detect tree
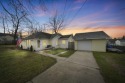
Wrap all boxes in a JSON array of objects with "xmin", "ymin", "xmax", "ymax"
[
  {"xmin": 0, "ymin": 0, "xmax": 47, "ymax": 43},
  {"xmin": 0, "ymin": 0, "xmax": 29, "ymax": 43},
  {"xmin": 122, "ymin": 36, "xmax": 125, "ymax": 39},
  {"xmin": 48, "ymin": 12, "xmax": 65, "ymax": 34},
  {"xmin": 0, "ymin": 13, "xmax": 8, "ymax": 34}
]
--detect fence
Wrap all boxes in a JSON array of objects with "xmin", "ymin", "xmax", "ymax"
[{"xmin": 68, "ymin": 42, "xmax": 74, "ymax": 50}]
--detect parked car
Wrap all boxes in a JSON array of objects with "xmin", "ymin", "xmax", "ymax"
[{"xmin": 107, "ymin": 48, "xmax": 123, "ymax": 53}]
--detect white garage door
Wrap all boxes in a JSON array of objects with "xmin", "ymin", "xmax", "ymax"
[{"xmin": 77, "ymin": 40, "xmax": 92, "ymax": 51}]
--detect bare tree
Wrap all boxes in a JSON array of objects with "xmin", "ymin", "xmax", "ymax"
[
  {"xmin": 0, "ymin": 0, "xmax": 30, "ymax": 43},
  {"xmin": 48, "ymin": 12, "xmax": 65, "ymax": 34},
  {"xmin": 0, "ymin": 13, "xmax": 8, "ymax": 34},
  {"xmin": 0, "ymin": 0, "xmax": 48, "ymax": 43}
]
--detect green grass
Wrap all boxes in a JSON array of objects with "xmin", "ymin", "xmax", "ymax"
[
  {"xmin": 0, "ymin": 45, "xmax": 56, "ymax": 83},
  {"xmin": 58, "ymin": 50, "xmax": 75, "ymax": 57},
  {"xmin": 44, "ymin": 48, "xmax": 66, "ymax": 55},
  {"xmin": 93, "ymin": 52, "xmax": 125, "ymax": 83}
]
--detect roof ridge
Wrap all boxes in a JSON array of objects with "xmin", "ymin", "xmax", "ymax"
[{"xmin": 75, "ymin": 31, "xmax": 104, "ymax": 35}]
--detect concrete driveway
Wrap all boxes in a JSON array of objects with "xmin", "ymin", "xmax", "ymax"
[{"xmin": 30, "ymin": 51, "xmax": 105, "ymax": 83}]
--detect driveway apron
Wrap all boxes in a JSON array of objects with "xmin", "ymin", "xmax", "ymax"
[{"xmin": 31, "ymin": 51, "xmax": 105, "ymax": 83}]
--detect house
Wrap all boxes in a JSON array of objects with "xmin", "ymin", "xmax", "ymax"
[
  {"xmin": 20, "ymin": 32, "xmax": 74, "ymax": 51},
  {"xmin": 59, "ymin": 34, "xmax": 74, "ymax": 48},
  {"xmin": 74, "ymin": 31, "xmax": 110, "ymax": 52},
  {"xmin": 115, "ymin": 39, "xmax": 125, "ymax": 46},
  {"xmin": 0, "ymin": 33, "xmax": 14, "ymax": 44},
  {"xmin": 108, "ymin": 39, "xmax": 125, "ymax": 46}
]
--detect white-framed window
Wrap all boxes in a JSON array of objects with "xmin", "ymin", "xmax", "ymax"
[
  {"xmin": 43, "ymin": 40, "xmax": 47, "ymax": 47},
  {"xmin": 28, "ymin": 40, "xmax": 31, "ymax": 45},
  {"xmin": 62, "ymin": 40, "xmax": 66, "ymax": 44}
]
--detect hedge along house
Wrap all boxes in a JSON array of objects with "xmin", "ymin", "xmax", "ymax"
[
  {"xmin": 20, "ymin": 32, "xmax": 74, "ymax": 51},
  {"xmin": 74, "ymin": 31, "xmax": 110, "ymax": 52}
]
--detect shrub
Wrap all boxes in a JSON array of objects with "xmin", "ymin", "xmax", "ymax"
[
  {"xmin": 21, "ymin": 45, "xmax": 23, "ymax": 49},
  {"xmin": 30, "ymin": 45, "xmax": 33, "ymax": 51}
]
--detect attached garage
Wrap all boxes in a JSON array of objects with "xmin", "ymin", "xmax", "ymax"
[{"xmin": 74, "ymin": 31, "xmax": 110, "ymax": 52}]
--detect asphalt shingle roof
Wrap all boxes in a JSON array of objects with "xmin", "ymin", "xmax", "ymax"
[
  {"xmin": 59, "ymin": 34, "xmax": 72, "ymax": 39},
  {"xmin": 74, "ymin": 31, "xmax": 110, "ymax": 40},
  {"xmin": 24, "ymin": 32, "xmax": 52, "ymax": 40},
  {"xmin": 24, "ymin": 32, "xmax": 72, "ymax": 40}
]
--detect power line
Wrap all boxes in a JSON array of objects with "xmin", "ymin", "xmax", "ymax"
[
  {"xmin": 62, "ymin": 0, "xmax": 67, "ymax": 17},
  {"xmin": 68, "ymin": 0, "xmax": 87, "ymax": 26}
]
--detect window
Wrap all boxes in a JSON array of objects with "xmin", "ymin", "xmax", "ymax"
[
  {"xmin": 37, "ymin": 40, "xmax": 40, "ymax": 48},
  {"xmin": 28, "ymin": 40, "xmax": 31, "ymax": 46},
  {"xmin": 26, "ymin": 40, "xmax": 27, "ymax": 46},
  {"xmin": 62, "ymin": 40, "xmax": 66, "ymax": 44},
  {"xmin": 43, "ymin": 40, "xmax": 47, "ymax": 47}
]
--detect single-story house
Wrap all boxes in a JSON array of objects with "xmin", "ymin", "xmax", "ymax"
[
  {"xmin": 0, "ymin": 33, "xmax": 14, "ymax": 44},
  {"xmin": 20, "ymin": 32, "xmax": 74, "ymax": 51},
  {"xmin": 74, "ymin": 31, "xmax": 110, "ymax": 52},
  {"xmin": 115, "ymin": 39, "xmax": 125, "ymax": 46},
  {"xmin": 108, "ymin": 39, "xmax": 125, "ymax": 46}
]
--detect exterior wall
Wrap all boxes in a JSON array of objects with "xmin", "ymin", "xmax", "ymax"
[
  {"xmin": 59, "ymin": 39, "xmax": 68, "ymax": 49},
  {"xmin": 20, "ymin": 40, "xmax": 27, "ymax": 49},
  {"xmin": 92, "ymin": 39, "xmax": 107, "ymax": 52},
  {"xmin": 121, "ymin": 42, "xmax": 125, "ymax": 46},
  {"xmin": 59, "ymin": 36, "xmax": 74, "ymax": 49},
  {"xmin": 68, "ymin": 36, "xmax": 74, "ymax": 42},
  {"xmin": 115, "ymin": 40, "xmax": 121, "ymax": 46},
  {"xmin": 74, "ymin": 41, "xmax": 77, "ymax": 50},
  {"xmin": 20, "ymin": 39, "xmax": 51, "ymax": 51},
  {"xmin": 51, "ymin": 35, "xmax": 60, "ymax": 48}
]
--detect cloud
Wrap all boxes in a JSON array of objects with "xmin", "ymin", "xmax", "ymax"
[
  {"xmin": 71, "ymin": 6, "xmax": 81, "ymax": 10},
  {"xmin": 61, "ymin": 26, "xmax": 125, "ymax": 38},
  {"xmin": 103, "ymin": 2, "xmax": 116, "ymax": 12},
  {"xmin": 74, "ymin": 0, "xmax": 86, "ymax": 3}
]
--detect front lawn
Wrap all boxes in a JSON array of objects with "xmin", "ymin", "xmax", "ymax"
[
  {"xmin": 93, "ymin": 52, "xmax": 125, "ymax": 83},
  {"xmin": 58, "ymin": 50, "xmax": 75, "ymax": 57},
  {"xmin": 44, "ymin": 48, "xmax": 66, "ymax": 55},
  {"xmin": 0, "ymin": 45, "xmax": 56, "ymax": 83}
]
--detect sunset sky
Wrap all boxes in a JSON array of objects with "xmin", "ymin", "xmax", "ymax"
[{"xmin": 0, "ymin": 0, "xmax": 125, "ymax": 38}]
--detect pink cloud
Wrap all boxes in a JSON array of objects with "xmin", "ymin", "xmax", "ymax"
[
  {"xmin": 61, "ymin": 26, "xmax": 125, "ymax": 38},
  {"xmin": 103, "ymin": 3, "xmax": 116, "ymax": 12}
]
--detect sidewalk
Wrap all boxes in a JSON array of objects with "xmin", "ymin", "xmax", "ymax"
[{"xmin": 28, "ymin": 51, "xmax": 105, "ymax": 83}]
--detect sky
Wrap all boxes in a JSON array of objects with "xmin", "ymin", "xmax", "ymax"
[{"xmin": 0, "ymin": 0, "xmax": 125, "ymax": 38}]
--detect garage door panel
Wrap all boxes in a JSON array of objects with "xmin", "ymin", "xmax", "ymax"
[{"xmin": 77, "ymin": 40, "xmax": 92, "ymax": 51}]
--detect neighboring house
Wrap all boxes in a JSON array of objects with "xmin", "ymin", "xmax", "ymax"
[
  {"xmin": 74, "ymin": 31, "xmax": 110, "ymax": 52},
  {"xmin": 108, "ymin": 39, "xmax": 125, "ymax": 46},
  {"xmin": 0, "ymin": 33, "xmax": 14, "ymax": 44},
  {"xmin": 115, "ymin": 39, "xmax": 125, "ymax": 46},
  {"xmin": 20, "ymin": 32, "xmax": 74, "ymax": 51}
]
